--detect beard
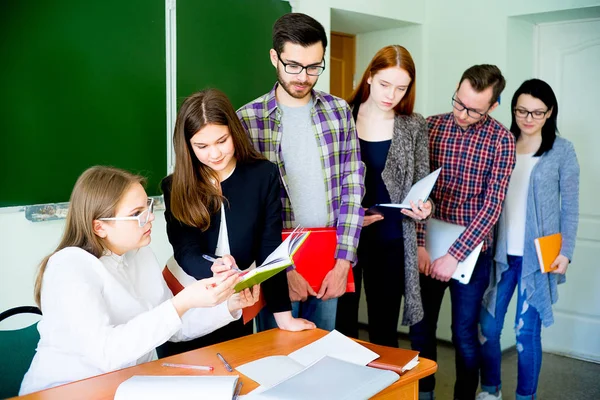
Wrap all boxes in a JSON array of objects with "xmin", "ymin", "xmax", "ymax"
[{"xmin": 276, "ymin": 66, "xmax": 316, "ymax": 99}]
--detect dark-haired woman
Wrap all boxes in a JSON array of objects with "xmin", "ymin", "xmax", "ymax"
[
  {"xmin": 160, "ymin": 89, "xmax": 315, "ymax": 356},
  {"xmin": 477, "ymin": 79, "xmax": 579, "ymax": 400}
]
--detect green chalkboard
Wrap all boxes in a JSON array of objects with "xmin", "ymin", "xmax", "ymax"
[
  {"xmin": 177, "ymin": 0, "xmax": 290, "ymax": 108},
  {"xmin": 0, "ymin": 0, "xmax": 167, "ymax": 207},
  {"xmin": 0, "ymin": 0, "xmax": 290, "ymax": 207}
]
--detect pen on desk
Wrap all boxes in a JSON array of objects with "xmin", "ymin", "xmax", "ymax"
[
  {"xmin": 233, "ymin": 380, "xmax": 243, "ymax": 399},
  {"xmin": 216, "ymin": 352, "xmax": 234, "ymax": 372},
  {"xmin": 162, "ymin": 362, "xmax": 214, "ymax": 371}
]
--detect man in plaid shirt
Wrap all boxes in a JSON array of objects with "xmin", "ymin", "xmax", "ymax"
[
  {"xmin": 411, "ymin": 65, "xmax": 516, "ymax": 400},
  {"xmin": 237, "ymin": 13, "xmax": 364, "ymax": 331}
]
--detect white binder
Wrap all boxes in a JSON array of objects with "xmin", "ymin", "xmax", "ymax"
[{"xmin": 425, "ymin": 218, "xmax": 484, "ymax": 284}]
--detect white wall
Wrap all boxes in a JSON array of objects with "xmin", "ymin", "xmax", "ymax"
[
  {"xmin": 290, "ymin": 0, "xmax": 425, "ymax": 93},
  {"xmin": 355, "ymin": 25, "xmax": 426, "ymax": 114},
  {"xmin": 0, "ymin": 209, "xmax": 174, "ymax": 330}
]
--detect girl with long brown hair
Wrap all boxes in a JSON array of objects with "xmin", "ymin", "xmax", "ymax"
[
  {"xmin": 160, "ymin": 89, "xmax": 314, "ymax": 356},
  {"xmin": 20, "ymin": 166, "xmax": 258, "ymax": 395},
  {"xmin": 336, "ymin": 45, "xmax": 432, "ymax": 345}
]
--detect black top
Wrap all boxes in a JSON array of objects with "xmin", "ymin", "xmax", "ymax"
[
  {"xmin": 161, "ymin": 159, "xmax": 291, "ymax": 313},
  {"xmin": 360, "ymin": 138, "xmax": 403, "ymax": 241}
]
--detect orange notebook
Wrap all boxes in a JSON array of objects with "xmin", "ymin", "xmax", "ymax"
[
  {"xmin": 283, "ymin": 227, "xmax": 355, "ymax": 293},
  {"xmin": 534, "ymin": 233, "xmax": 562, "ymax": 273}
]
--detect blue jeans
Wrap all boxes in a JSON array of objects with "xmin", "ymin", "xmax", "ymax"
[
  {"xmin": 256, "ymin": 296, "xmax": 338, "ymax": 332},
  {"xmin": 409, "ymin": 250, "xmax": 492, "ymax": 400},
  {"xmin": 479, "ymin": 255, "xmax": 542, "ymax": 400}
]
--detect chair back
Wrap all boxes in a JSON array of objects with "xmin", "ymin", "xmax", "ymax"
[{"xmin": 0, "ymin": 306, "xmax": 42, "ymax": 399}]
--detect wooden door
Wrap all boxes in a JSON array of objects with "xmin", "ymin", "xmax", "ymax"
[{"xmin": 330, "ymin": 32, "xmax": 356, "ymax": 99}]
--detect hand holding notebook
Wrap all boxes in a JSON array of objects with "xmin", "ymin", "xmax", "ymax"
[
  {"xmin": 233, "ymin": 226, "xmax": 310, "ymax": 292},
  {"xmin": 534, "ymin": 233, "xmax": 565, "ymax": 273}
]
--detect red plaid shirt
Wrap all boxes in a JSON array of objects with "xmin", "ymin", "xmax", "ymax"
[{"xmin": 417, "ymin": 113, "xmax": 515, "ymax": 261}]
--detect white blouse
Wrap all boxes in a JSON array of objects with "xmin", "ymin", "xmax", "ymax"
[
  {"xmin": 505, "ymin": 152, "xmax": 539, "ymax": 256},
  {"xmin": 20, "ymin": 246, "xmax": 240, "ymax": 395}
]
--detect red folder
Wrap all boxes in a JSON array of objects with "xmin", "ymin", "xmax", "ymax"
[{"xmin": 282, "ymin": 227, "xmax": 355, "ymax": 293}]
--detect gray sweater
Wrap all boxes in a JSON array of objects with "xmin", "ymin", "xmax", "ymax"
[
  {"xmin": 483, "ymin": 137, "xmax": 579, "ymax": 327},
  {"xmin": 381, "ymin": 113, "xmax": 429, "ymax": 326}
]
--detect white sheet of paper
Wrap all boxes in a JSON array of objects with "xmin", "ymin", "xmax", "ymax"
[
  {"xmin": 250, "ymin": 356, "xmax": 399, "ymax": 400},
  {"xmin": 377, "ymin": 168, "xmax": 442, "ymax": 209},
  {"xmin": 236, "ymin": 355, "xmax": 305, "ymax": 388},
  {"xmin": 114, "ymin": 375, "xmax": 238, "ymax": 400},
  {"xmin": 288, "ymin": 330, "xmax": 379, "ymax": 367}
]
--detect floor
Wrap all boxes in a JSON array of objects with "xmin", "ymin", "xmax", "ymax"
[{"xmin": 357, "ymin": 328, "xmax": 600, "ymax": 400}]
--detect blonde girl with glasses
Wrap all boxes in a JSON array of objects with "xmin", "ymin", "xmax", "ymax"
[
  {"xmin": 478, "ymin": 79, "xmax": 580, "ymax": 400},
  {"xmin": 20, "ymin": 166, "xmax": 259, "ymax": 395}
]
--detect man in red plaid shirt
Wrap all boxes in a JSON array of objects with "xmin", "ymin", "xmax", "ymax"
[{"xmin": 411, "ymin": 65, "xmax": 516, "ymax": 400}]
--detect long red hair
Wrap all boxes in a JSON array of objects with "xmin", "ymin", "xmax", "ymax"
[{"xmin": 348, "ymin": 45, "xmax": 416, "ymax": 115}]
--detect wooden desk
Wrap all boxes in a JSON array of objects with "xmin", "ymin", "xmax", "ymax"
[{"xmin": 14, "ymin": 329, "xmax": 437, "ymax": 400}]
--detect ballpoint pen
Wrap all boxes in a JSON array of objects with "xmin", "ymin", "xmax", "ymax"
[
  {"xmin": 216, "ymin": 352, "xmax": 234, "ymax": 372},
  {"xmin": 162, "ymin": 362, "xmax": 214, "ymax": 371},
  {"xmin": 202, "ymin": 254, "xmax": 243, "ymax": 273},
  {"xmin": 233, "ymin": 380, "xmax": 243, "ymax": 399}
]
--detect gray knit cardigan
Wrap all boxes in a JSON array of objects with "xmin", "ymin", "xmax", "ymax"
[{"xmin": 380, "ymin": 113, "xmax": 429, "ymax": 326}]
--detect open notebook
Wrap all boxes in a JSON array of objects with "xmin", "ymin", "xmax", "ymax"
[
  {"xmin": 114, "ymin": 375, "xmax": 239, "ymax": 400},
  {"xmin": 234, "ymin": 226, "xmax": 310, "ymax": 292}
]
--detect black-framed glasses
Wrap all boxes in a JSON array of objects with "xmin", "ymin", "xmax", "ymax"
[
  {"xmin": 514, "ymin": 108, "xmax": 549, "ymax": 120},
  {"xmin": 451, "ymin": 95, "xmax": 488, "ymax": 119},
  {"xmin": 99, "ymin": 198, "xmax": 154, "ymax": 228},
  {"xmin": 276, "ymin": 53, "xmax": 325, "ymax": 76}
]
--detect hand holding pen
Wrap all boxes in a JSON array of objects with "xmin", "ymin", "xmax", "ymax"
[{"xmin": 203, "ymin": 254, "xmax": 243, "ymax": 274}]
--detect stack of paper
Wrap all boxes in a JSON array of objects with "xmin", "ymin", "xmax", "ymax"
[
  {"xmin": 114, "ymin": 375, "xmax": 239, "ymax": 400},
  {"xmin": 243, "ymin": 356, "xmax": 399, "ymax": 400},
  {"xmin": 236, "ymin": 330, "xmax": 401, "ymax": 400}
]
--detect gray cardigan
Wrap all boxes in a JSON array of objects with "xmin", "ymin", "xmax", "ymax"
[
  {"xmin": 483, "ymin": 137, "xmax": 579, "ymax": 327},
  {"xmin": 381, "ymin": 113, "xmax": 429, "ymax": 326}
]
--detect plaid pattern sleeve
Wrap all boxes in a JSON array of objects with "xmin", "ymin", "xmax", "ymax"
[
  {"xmin": 330, "ymin": 102, "xmax": 365, "ymax": 262},
  {"xmin": 237, "ymin": 85, "xmax": 365, "ymax": 264},
  {"xmin": 425, "ymin": 113, "xmax": 516, "ymax": 261}
]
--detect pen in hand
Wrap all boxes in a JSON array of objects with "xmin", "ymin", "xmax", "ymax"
[{"xmin": 202, "ymin": 254, "xmax": 243, "ymax": 273}]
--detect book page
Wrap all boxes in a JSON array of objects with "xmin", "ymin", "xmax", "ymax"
[
  {"xmin": 235, "ymin": 355, "xmax": 305, "ymax": 388},
  {"xmin": 260, "ymin": 234, "xmax": 293, "ymax": 267},
  {"xmin": 288, "ymin": 330, "xmax": 379, "ymax": 367}
]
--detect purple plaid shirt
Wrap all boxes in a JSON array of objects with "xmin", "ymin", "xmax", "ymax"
[{"xmin": 237, "ymin": 84, "xmax": 365, "ymax": 263}]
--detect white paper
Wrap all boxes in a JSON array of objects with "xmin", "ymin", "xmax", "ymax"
[
  {"xmin": 236, "ymin": 355, "xmax": 305, "ymax": 388},
  {"xmin": 377, "ymin": 168, "xmax": 441, "ymax": 209},
  {"xmin": 251, "ymin": 356, "xmax": 399, "ymax": 400},
  {"xmin": 288, "ymin": 330, "xmax": 379, "ymax": 367},
  {"xmin": 114, "ymin": 375, "xmax": 238, "ymax": 400},
  {"xmin": 236, "ymin": 331, "xmax": 379, "ymax": 389}
]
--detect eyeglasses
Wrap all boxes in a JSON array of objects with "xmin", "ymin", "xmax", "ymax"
[
  {"xmin": 99, "ymin": 198, "xmax": 154, "ymax": 228},
  {"xmin": 451, "ymin": 95, "xmax": 488, "ymax": 119},
  {"xmin": 514, "ymin": 108, "xmax": 549, "ymax": 120},
  {"xmin": 277, "ymin": 53, "xmax": 325, "ymax": 76}
]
